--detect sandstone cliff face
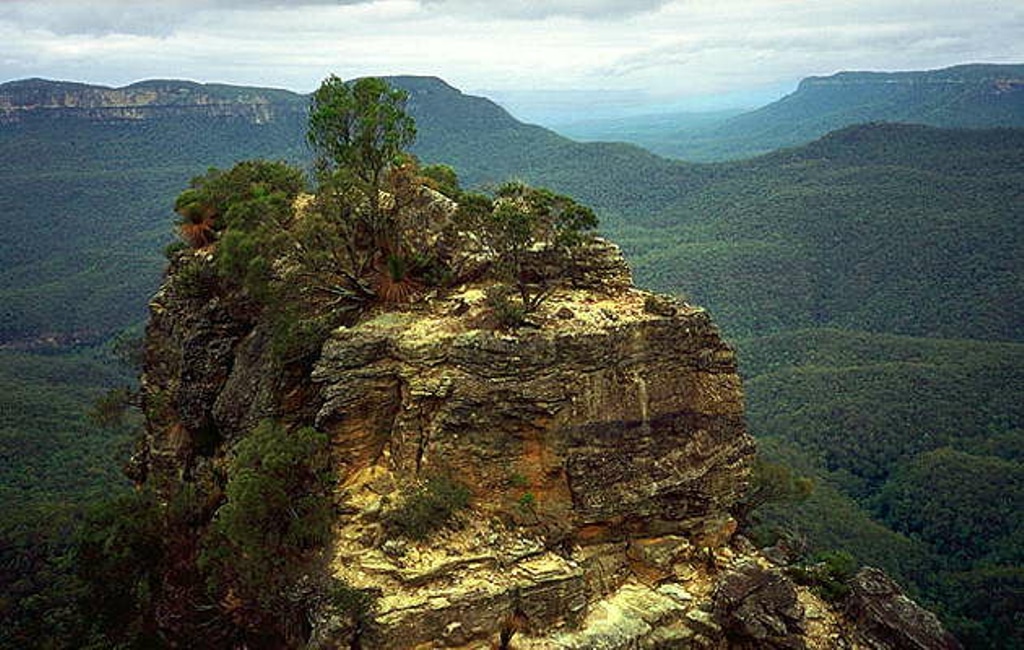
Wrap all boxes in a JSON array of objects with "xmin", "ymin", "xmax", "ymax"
[
  {"xmin": 310, "ymin": 256, "xmax": 751, "ymax": 647},
  {"xmin": 0, "ymin": 78, "xmax": 306, "ymax": 123},
  {"xmin": 137, "ymin": 240, "xmax": 958, "ymax": 649}
]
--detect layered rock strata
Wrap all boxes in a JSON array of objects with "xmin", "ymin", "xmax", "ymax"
[
  {"xmin": 0, "ymin": 78, "xmax": 305, "ymax": 123},
  {"xmin": 137, "ymin": 239, "xmax": 958, "ymax": 649}
]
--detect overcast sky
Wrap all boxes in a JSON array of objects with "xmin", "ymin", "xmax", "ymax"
[{"xmin": 1, "ymin": 1, "xmax": 1022, "ymax": 121}]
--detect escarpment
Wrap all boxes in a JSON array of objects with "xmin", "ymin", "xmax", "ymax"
[{"xmin": 0, "ymin": 78, "xmax": 306, "ymax": 123}]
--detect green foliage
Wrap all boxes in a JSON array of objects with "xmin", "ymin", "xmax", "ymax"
[
  {"xmin": 788, "ymin": 550, "xmax": 858, "ymax": 602},
  {"xmin": 324, "ymin": 581, "xmax": 379, "ymax": 632},
  {"xmin": 383, "ymin": 475, "xmax": 471, "ymax": 541},
  {"xmin": 73, "ymin": 490, "xmax": 164, "ymax": 647},
  {"xmin": 164, "ymin": 240, "xmax": 190, "ymax": 260},
  {"xmin": 484, "ymin": 284, "xmax": 528, "ymax": 329},
  {"xmin": 110, "ymin": 330, "xmax": 146, "ymax": 372},
  {"xmin": 735, "ymin": 457, "xmax": 813, "ymax": 529},
  {"xmin": 266, "ymin": 306, "xmax": 339, "ymax": 364},
  {"xmin": 87, "ymin": 386, "xmax": 138, "ymax": 428},
  {"xmin": 305, "ymin": 78, "xmax": 437, "ymax": 303},
  {"xmin": 743, "ymin": 331, "xmax": 1024, "ymax": 644},
  {"xmin": 875, "ymin": 449, "xmax": 1024, "ymax": 564},
  {"xmin": 517, "ymin": 492, "xmax": 537, "ymax": 512},
  {"xmin": 624, "ymin": 125, "xmax": 1024, "ymax": 343},
  {"xmin": 0, "ymin": 84, "xmax": 312, "ymax": 345},
  {"xmin": 932, "ymin": 566, "xmax": 1024, "ymax": 650},
  {"xmin": 175, "ymin": 160, "xmax": 304, "ymax": 299},
  {"xmin": 173, "ymin": 159, "xmax": 367, "ymax": 361},
  {"xmin": 0, "ymin": 347, "xmax": 136, "ymax": 510},
  {"xmin": 456, "ymin": 182, "xmax": 598, "ymax": 313},
  {"xmin": 493, "ymin": 180, "xmax": 599, "ymax": 246},
  {"xmin": 203, "ymin": 421, "xmax": 333, "ymax": 607},
  {"xmin": 742, "ymin": 330, "xmax": 1024, "ymax": 490},
  {"xmin": 307, "ymin": 75, "xmax": 416, "ymax": 187},
  {"xmin": 420, "ymin": 162, "xmax": 460, "ymax": 197},
  {"xmin": 177, "ymin": 159, "xmax": 305, "ymax": 234},
  {"xmin": 0, "ymin": 503, "xmax": 87, "ymax": 649}
]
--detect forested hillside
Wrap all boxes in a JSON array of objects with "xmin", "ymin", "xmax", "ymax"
[
  {"xmin": 625, "ymin": 123, "xmax": 1024, "ymax": 341},
  {"xmin": 1, "ymin": 74, "xmax": 1022, "ymax": 647},
  {"xmin": 0, "ymin": 112, "xmax": 307, "ymax": 345},
  {"xmin": 740, "ymin": 329, "xmax": 1024, "ymax": 648}
]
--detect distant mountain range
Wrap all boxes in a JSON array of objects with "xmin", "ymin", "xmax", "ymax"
[
  {"xmin": 0, "ymin": 74, "xmax": 688, "ymax": 346},
  {"xmin": 558, "ymin": 63, "xmax": 1024, "ymax": 161}
]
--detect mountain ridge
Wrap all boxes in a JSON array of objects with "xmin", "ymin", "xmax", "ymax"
[
  {"xmin": 798, "ymin": 63, "xmax": 1024, "ymax": 87},
  {"xmin": 572, "ymin": 62, "xmax": 1024, "ymax": 161},
  {"xmin": 0, "ymin": 75, "xmax": 481, "ymax": 124}
]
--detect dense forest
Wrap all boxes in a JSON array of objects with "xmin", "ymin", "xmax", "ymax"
[{"xmin": 1, "ymin": 72, "xmax": 1022, "ymax": 647}]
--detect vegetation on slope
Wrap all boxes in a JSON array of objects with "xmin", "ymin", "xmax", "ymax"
[
  {"xmin": 626, "ymin": 124, "xmax": 1024, "ymax": 342},
  {"xmin": 0, "ymin": 345, "xmax": 138, "ymax": 648},
  {"xmin": 0, "ymin": 114, "xmax": 307, "ymax": 345},
  {"xmin": 741, "ymin": 328, "xmax": 1024, "ymax": 648}
]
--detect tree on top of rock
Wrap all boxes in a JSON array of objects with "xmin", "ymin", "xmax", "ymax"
[
  {"xmin": 307, "ymin": 75, "xmax": 416, "ymax": 219},
  {"xmin": 456, "ymin": 181, "xmax": 599, "ymax": 316}
]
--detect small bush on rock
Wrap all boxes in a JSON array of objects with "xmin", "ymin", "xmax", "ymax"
[
  {"xmin": 384, "ymin": 475, "xmax": 470, "ymax": 540},
  {"xmin": 485, "ymin": 284, "xmax": 528, "ymax": 329},
  {"xmin": 788, "ymin": 550, "xmax": 858, "ymax": 601}
]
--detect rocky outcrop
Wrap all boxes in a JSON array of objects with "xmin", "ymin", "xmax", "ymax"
[
  {"xmin": 307, "ymin": 249, "xmax": 755, "ymax": 647},
  {"xmin": 713, "ymin": 563, "xmax": 807, "ymax": 649},
  {"xmin": 845, "ymin": 568, "xmax": 963, "ymax": 650},
  {"xmin": 137, "ymin": 235, "xmax": 958, "ymax": 649},
  {"xmin": 312, "ymin": 282, "xmax": 749, "ymax": 537}
]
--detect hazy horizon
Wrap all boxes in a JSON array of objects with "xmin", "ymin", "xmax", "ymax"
[{"xmin": 2, "ymin": 1, "xmax": 1022, "ymax": 123}]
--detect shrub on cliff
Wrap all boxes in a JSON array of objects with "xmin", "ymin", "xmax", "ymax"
[
  {"xmin": 383, "ymin": 475, "xmax": 471, "ymax": 540},
  {"xmin": 734, "ymin": 457, "xmax": 814, "ymax": 532},
  {"xmin": 455, "ymin": 181, "xmax": 598, "ymax": 317},
  {"xmin": 787, "ymin": 550, "xmax": 858, "ymax": 601},
  {"xmin": 307, "ymin": 75, "xmax": 416, "ymax": 195},
  {"xmin": 174, "ymin": 159, "xmax": 305, "ymax": 251},
  {"xmin": 169, "ymin": 76, "xmax": 600, "ymax": 342},
  {"xmin": 200, "ymin": 420, "xmax": 336, "ymax": 644}
]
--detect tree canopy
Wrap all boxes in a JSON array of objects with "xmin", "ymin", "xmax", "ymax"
[{"xmin": 307, "ymin": 74, "xmax": 416, "ymax": 188}]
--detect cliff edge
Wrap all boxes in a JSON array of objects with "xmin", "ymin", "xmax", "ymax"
[{"xmin": 135, "ymin": 229, "xmax": 959, "ymax": 648}]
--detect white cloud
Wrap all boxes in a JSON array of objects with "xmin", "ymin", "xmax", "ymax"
[
  {"xmin": 419, "ymin": 0, "xmax": 673, "ymax": 20},
  {"xmin": 0, "ymin": 0, "xmax": 1022, "ymax": 114},
  {"xmin": 0, "ymin": 0, "xmax": 375, "ymax": 36}
]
